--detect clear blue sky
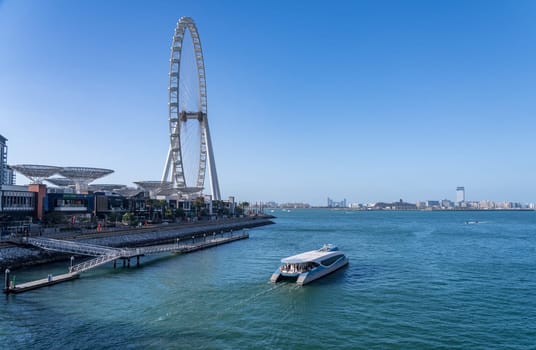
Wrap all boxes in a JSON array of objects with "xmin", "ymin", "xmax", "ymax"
[{"xmin": 1, "ymin": 0, "xmax": 535, "ymax": 205}]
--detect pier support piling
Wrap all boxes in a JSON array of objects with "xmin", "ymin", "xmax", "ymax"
[{"xmin": 4, "ymin": 269, "xmax": 10, "ymax": 291}]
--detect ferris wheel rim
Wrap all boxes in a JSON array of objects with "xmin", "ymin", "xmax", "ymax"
[
  {"xmin": 164, "ymin": 17, "xmax": 221, "ymax": 201},
  {"xmin": 168, "ymin": 17, "xmax": 208, "ymax": 190}
]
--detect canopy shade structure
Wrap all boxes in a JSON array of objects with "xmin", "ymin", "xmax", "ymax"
[
  {"xmin": 11, "ymin": 164, "xmax": 62, "ymax": 184},
  {"xmin": 45, "ymin": 177, "xmax": 76, "ymax": 187},
  {"xmin": 58, "ymin": 167, "xmax": 114, "ymax": 193},
  {"xmin": 134, "ymin": 181, "xmax": 173, "ymax": 198},
  {"xmin": 88, "ymin": 184, "xmax": 127, "ymax": 192}
]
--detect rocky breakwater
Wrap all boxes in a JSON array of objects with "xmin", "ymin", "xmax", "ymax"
[{"xmin": 0, "ymin": 216, "xmax": 275, "ymax": 271}]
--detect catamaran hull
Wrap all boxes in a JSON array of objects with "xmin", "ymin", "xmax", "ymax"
[{"xmin": 271, "ymin": 257, "xmax": 349, "ymax": 285}]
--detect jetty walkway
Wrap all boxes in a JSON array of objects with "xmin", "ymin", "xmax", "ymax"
[{"xmin": 4, "ymin": 231, "xmax": 249, "ymax": 294}]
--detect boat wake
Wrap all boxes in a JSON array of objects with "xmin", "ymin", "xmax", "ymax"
[
  {"xmin": 232, "ymin": 283, "xmax": 286, "ymax": 308},
  {"xmin": 215, "ymin": 281, "xmax": 305, "ymax": 317},
  {"xmin": 465, "ymin": 220, "xmax": 487, "ymax": 225}
]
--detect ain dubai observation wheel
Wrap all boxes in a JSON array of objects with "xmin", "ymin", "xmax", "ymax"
[{"xmin": 161, "ymin": 17, "xmax": 221, "ymax": 200}]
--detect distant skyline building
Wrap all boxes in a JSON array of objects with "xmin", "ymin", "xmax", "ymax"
[
  {"xmin": 456, "ymin": 186, "xmax": 465, "ymax": 203},
  {"xmin": 4, "ymin": 166, "xmax": 15, "ymax": 185},
  {"xmin": 0, "ymin": 134, "xmax": 15, "ymax": 185},
  {"xmin": 426, "ymin": 200, "xmax": 441, "ymax": 208},
  {"xmin": 441, "ymin": 199, "xmax": 454, "ymax": 209},
  {"xmin": 327, "ymin": 197, "xmax": 347, "ymax": 208},
  {"xmin": 0, "ymin": 134, "xmax": 7, "ymax": 185}
]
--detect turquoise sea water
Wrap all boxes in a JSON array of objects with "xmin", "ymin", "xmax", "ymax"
[{"xmin": 2, "ymin": 209, "xmax": 536, "ymax": 349}]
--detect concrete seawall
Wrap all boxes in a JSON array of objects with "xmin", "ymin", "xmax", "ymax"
[{"xmin": 1, "ymin": 217, "xmax": 274, "ymax": 271}]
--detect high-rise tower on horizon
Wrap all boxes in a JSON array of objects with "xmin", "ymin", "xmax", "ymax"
[{"xmin": 456, "ymin": 186, "xmax": 465, "ymax": 203}]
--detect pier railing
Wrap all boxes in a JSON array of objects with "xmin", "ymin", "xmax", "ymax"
[
  {"xmin": 24, "ymin": 237, "xmax": 123, "ymax": 256},
  {"xmin": 70, "ymin": 254, "xmax": 121, "ymax": 274},
  {"xmin": 7, "ymin": 232, "xmax": 250, "ymax": 294}
]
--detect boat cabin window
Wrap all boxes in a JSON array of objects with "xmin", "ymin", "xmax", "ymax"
[
  {"xmin": 320, "ymin": 254, "xmax": 342, "ymax": 266},
  {"xmin": 281, "ymin": 262, "xmax": 319, "ymax": 273}
]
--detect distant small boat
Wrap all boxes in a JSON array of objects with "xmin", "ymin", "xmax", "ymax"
[
  {"xmin": 465, "ymin": 220, "xmax": 480, "ymax": 224},
  {"xmin": 270, "ymin": 244, "xmax": 348, "ymax": 285}
]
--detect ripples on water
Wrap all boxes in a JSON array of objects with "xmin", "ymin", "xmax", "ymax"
[{"xmin": 2, "ymin": 210, "xmax": 536, "ymax": 349}]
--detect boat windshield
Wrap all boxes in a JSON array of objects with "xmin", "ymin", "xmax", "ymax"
[{"xmin": 318, "ymin": 244, "xmax": 338, "ymax": 252}]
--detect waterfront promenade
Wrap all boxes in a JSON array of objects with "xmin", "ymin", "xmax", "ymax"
[{"xmin": 0, "ymin": 215, "xmax": 274, "ymax": 271}]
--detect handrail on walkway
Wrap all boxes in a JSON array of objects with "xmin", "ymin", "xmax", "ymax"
[{"xmin": 23, "ymin": 237, "xmax": 122, "ymax": 256}]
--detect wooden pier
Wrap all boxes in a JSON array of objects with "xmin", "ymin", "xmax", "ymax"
[{"xmin": 3, "ymin": 232, "xmax": 248, "ymax": 295}]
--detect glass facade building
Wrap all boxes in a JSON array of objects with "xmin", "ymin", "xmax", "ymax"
[{"xmin": 0, "ymin": 135, "xmax": 7, "ymax": 185}]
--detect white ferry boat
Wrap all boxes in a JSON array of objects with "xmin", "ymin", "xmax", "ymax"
[{"xmin": 270, "ymin": 244, "xmax": 348, "ymax": 285}]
